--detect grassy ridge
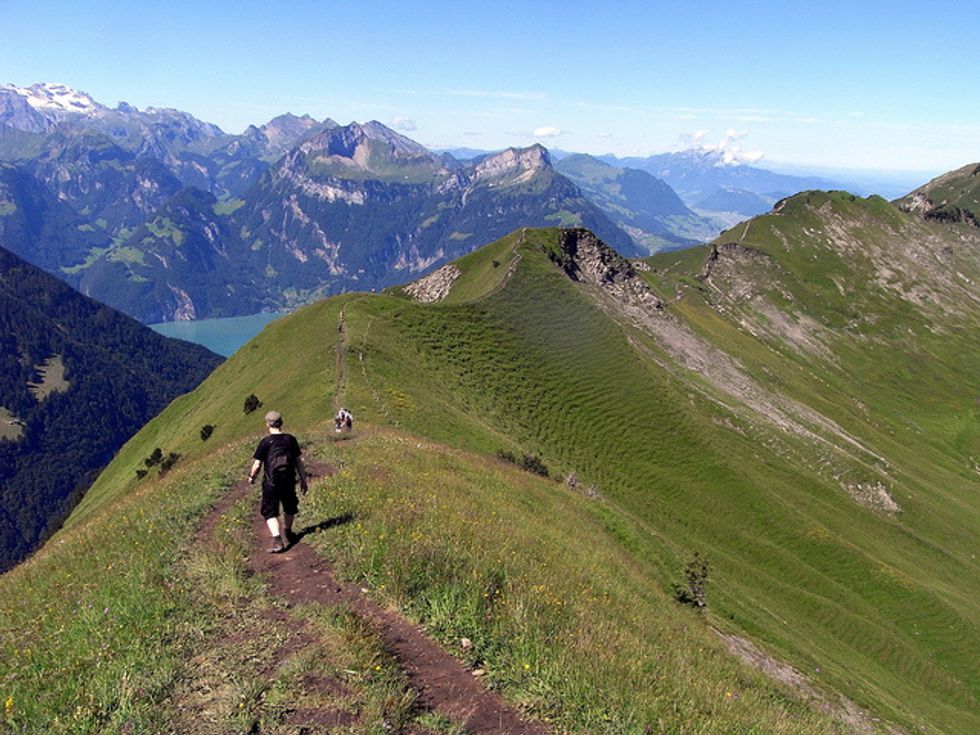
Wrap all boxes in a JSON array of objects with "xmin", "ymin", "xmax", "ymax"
[
  {"xmin": 331, "ymin": 223, "xmax": 978, "ymax": 733},
  {"xmin": 0, "ymin": 439, "xmax": 432, "ymax": 733},
  {"xmin": 302, "ymin": 428, "xmax": 841, "ymax": 734},
  {"xmin": 0, "ymin": 448, "xmax": 236, "ymax": 731},
  {"xmin": 3, "ymin": 209, "xmax": 978, "ymax": 733}
]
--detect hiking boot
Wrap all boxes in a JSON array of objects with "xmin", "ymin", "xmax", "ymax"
[
  {"xmin": 270, "ymin": 535, "xmax": 285, "ymax": 553},
  {"xmin": 285, "ymin": 529, "xmax": 299, "ymax": 546}
]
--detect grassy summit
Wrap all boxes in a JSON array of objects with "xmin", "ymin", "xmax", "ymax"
[{"xmin": 2, "ymin": 192, "xmax": 978, "ymax": 733}]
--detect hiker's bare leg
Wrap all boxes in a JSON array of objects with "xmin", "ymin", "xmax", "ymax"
[
  {"xmin": 283, "ymin": 514, "xmax": 295, "ymax": 534},
  {"xmin": 266, "ymin": 516, "xmax": 281, "ymax": 537}
]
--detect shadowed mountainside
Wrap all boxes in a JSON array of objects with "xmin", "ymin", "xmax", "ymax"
[{"xmin": 0, "ymin": 246, "xmax": 221, "ymax": 570}]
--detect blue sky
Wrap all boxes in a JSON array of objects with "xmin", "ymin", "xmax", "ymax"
[{"xmin": 2, "ymin": 0, "xmax": 977, "ymax": 173}]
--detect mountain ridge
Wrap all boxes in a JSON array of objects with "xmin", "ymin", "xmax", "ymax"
[
  {"xmin": 1, "ymin": 85, "xmax": 647, "ymax": 321},
  {"xmin": 3, "ymin": 187, "xmax": 978, "ymax": 731},
  {"xmin": 72, "ymin": 122, "xmax": 639, "ymax": 321}
]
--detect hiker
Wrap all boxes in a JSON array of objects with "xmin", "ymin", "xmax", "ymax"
[
  {"xmin": 334, "ymin": 407, "xmax": 353, "ymax": 433},
  {"xmin": 247, "ymin": 410, "xmax": 309, "ymax": 553}
]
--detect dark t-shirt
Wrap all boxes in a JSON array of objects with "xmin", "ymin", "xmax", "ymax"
[{"xmin": 252, "ymin": 433, "xmax": 301, "ymax": 487}]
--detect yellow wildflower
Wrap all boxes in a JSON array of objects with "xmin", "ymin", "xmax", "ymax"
[{"xmin": 4, "ymin": 695, "xmax": 13, "ymax": 715}]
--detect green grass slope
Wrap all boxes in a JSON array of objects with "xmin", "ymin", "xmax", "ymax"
[{"xmin": 3, "ymin": 195, "xmax": 978, "ymax": 733}]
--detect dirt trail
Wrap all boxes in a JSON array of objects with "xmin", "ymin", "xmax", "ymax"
[
  {"xmin": 196, "ymin": 456, "xmax": 549, "ymax": 734},
  {"xmin": 194, "ymin": 304, "xmax": 550, "ymax": 733},
  {"xmin": 333, "ymin": 309, "xmax": 347, "ymax": 414},
  {"xmin": 249, "ymin": 460, "xmax": 550, "ymax": 735}
]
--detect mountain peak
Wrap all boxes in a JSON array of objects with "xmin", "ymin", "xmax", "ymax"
[
  {"xmin": 258, "ymin": 113, "xmax": 322, "ymax": 148},
  {"xmin": 263, "ymin": 112, "xmax": 316, "ymax": 128},
  {"xmin": 357, "ymin": 120, "xmax": 433, "ymax": 157},
  {"xmin": 301, "ymin": 120, "xmax": 442, "ymax": 170},
  {"xmin": 473, "ymin": 144, "xmax": 551, "ymax": 180},
  {"xmin": 2, "ymin": 82, "xmax": 104, "ymax": 115}
]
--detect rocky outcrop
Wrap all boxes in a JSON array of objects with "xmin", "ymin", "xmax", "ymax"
[
  {"xmin": 845, "ymin": 481, "xmax": 901, "ymax": 513},
  {"xmin": 472, "ymin": 145, "xmax": 550, "ymax": 184},
  {"xmin": 404, "ymin": 264, "xmax": 461, "ymax": 303},
  {"xmin": 896, "ymin": 162, "xmax": 980, "ymax": 227},
  {"xmin": 923, "ymin": 205, "xmax": 980, "ymax": 228},
  {"xmin": 548, "ymin": 228, "xmax": 664, "ymax": 310},
  {"xmin": 697, "ymin": 242, "xmax": 772, "ymax": 284}
]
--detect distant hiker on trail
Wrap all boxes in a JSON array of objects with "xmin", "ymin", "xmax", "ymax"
[
  {"xmin": 248, "ymin": 410, "xmax": 308, "ymax": 553},
  {"xmin": 334, "ymin": 407, "xmax": 353, "ymax": 433}
]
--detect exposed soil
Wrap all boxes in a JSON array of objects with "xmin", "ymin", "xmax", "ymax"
[
  {"xmin": 195, "ymin": 454, "xmax": 549, "ymax": 735},
  {"xmin": 249, "ymin": 461, "xmax": 550, "ymax": 735},
  {"xmin": 715, "ymin": 630, "xmax": 903, "ymax": 735}
]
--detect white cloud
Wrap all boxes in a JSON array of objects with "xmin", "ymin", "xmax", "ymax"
[
  {"xmin": 532, "ymin": 126, "xmax": 562, "ymax": 138},
  {"xmin": 389, "ymin": 116, "xmax": 417, "ymax": 132},
  {"xmin": 597, "ymin": 131, "xmax": 613, "ymax": 139},
  {"xmin": 690, "ymin": 129, "xmax": 711, "ymax": 145},
  {"xmin": 686, "ymin": 128, "xmax": 764, "ymax": 166}
]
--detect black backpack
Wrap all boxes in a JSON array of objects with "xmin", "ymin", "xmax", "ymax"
[{"xmin": 266, "ymin": 437, "xmax": 295, "ymax": 485}]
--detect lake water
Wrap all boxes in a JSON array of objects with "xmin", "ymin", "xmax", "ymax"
[{"xmin": 149, "ymin": 312, "xmax": 287, "ymax": 357}]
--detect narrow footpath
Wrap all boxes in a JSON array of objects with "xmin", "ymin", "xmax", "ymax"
[
  {"xmin": 198, "ymin": 462, "xmax": 550, "ymax": 734},
  {"xmin": 194, "ymin": 306, "xmax": 550, "ymax": 733},
  {"xmin": 333, "ymin": 308, "xmax": 347, "ymax": 414},
  {"xmin": 249, "ymin": 461, "xmax": 550, "ymax": 735}
]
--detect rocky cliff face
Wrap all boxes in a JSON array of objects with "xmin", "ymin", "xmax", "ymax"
[
  {"xmin": 549, "ymin": 228, "xmax": 664, "ymax": 309},
  {"xmin": 0, "ymin": 87, "xmax": 53, "ymax": 133}
]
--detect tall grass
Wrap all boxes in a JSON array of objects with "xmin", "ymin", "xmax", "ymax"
[
  {"xmin": 304, "ymin": 429, "xmax": 843, "ymax": 734},
  {"xmin": 0, "ymin": 449, "xmax": 237, "ymax": 732}
]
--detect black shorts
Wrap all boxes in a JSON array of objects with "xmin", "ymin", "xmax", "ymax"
[{"xmin": 260, "ymin": 481, "xmax": 299, "ymax": 519}]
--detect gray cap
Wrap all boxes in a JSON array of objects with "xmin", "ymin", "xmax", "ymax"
[{"xmin": 264, "ymin": 410, "xmax": 283, "ymax": 427}]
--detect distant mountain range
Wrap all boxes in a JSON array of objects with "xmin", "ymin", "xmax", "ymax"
[
  {"xmin": 0, "ymin": 82, "xmax": 943, "ymax": 323},
  {"xmin": 555, "ymin": 154, "xmax": 719, "ymax": 249},
  {"xmin": 597, "ymin": 148, "xmax": 836, "ymax": 207},
  {"xmin": 0, "ymin": 83, "xmax": 649, "ymax": 321}
]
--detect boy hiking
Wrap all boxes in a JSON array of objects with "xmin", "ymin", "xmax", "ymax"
[
  {"xmin": 248, "ymin": 410, "xmax": 309, "ymax": 553},
  {"xmin": 334, "ymin": 407, "xmax": 353, "ymax": 433}
]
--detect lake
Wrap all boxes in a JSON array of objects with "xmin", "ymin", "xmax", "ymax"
[{"xmin": 149, "ymin": 312, "xmax": 287, "ymax": 357}]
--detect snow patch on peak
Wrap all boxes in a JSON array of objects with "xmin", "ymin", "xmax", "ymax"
[{"xmin": 3, "ymin": 82, "xmax": 103, "ymax": 115}]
